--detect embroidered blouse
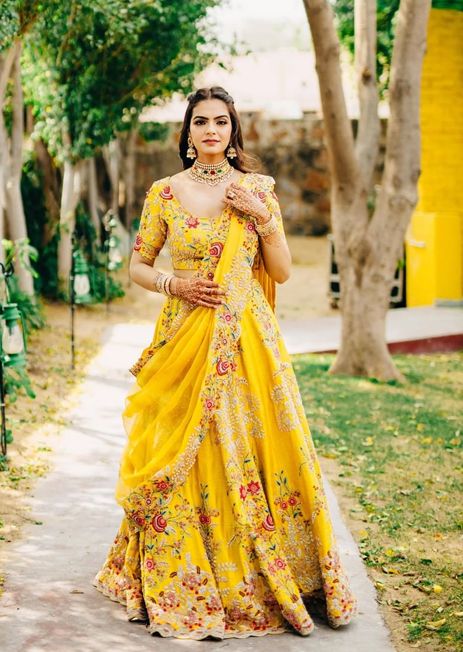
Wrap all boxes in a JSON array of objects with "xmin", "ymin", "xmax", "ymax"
[{"xmin": 133, "ymin": 173, "xmax": 285, "ymax": 270}]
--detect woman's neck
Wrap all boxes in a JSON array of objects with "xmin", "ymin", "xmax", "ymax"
[{"xmin": 195, "ymin": 154, "xmax": 227, "ymax": 165}]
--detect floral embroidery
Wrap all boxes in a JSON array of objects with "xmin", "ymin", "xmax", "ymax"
[
  {"xmin": 160, "ymin": 185, "xmax": 174, "ymax": 200},
  {"xmin": 133, "ymin": 233, "xmax": 143, "ymax": 251},
  {"xmin": 93, "ymin": 172, "xmax": 357, "ymax": 639},
  {"xmin": 209, "ymin": 241, "xmax": 224, "ymax": 257},
  {"xmin": 185, "ymin": 216, "xmax": 200, "ymax": 228}
]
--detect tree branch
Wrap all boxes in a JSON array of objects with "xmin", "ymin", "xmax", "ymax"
[
  {"xmin": 302, "ymin": 0, "xmax": 359, "ymax": 192},
  {"xmin": 355, "ymin": 0, "xmax": 380, "ymax": 188},
  {"xmin": 370, "ymin": 0, "xmax": 431, "ymax": 244}
]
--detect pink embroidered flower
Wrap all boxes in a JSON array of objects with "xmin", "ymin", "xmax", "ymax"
[
  {"xmin": 160, "ymin": 185, "xmax": 173, "ymax": 200},
  {"xmin": 206, "ymin": 596, "xmax": 222, "ymax": 613},
  {"xmin": 275, "ymin": 558, "xmax": 286, "ymax": 570},
  {"xmin": 145, "ymin": 558, "xmax": 155, "ymax": 570},
  {"xmin": 185, "ymin": 216, "xmax": 200, "ymax": 228},
  {"xmin": 152, "ymin": 513, "xmax": 167, "ymax": 532},
  {"xmin": 133, "ymin": 511, "xmax": 146, "ymax": 527},
  {"xmin": 207, "ymin": 272, "xmax": 214, "ymax": 280},
  {"xmin": 205, "ymin": 398, "xmax": 215, "ymax": 410},
  {"xmin": 224, "ymin": 313, "xmax": 232, "ymax": 322},
  {"xmin": 280, "ymin": 501, "xmax": 288, "ymax": 510},
  {"xmin": 209, "ymin": 242, "xmax": 224, "ymax": 257},
  {"xmin": 257, "ymin": 191, "xmax": 266, "ymax": 201},
  {"xmin": 133, "ymin": 233, "xmax": 142, "ymax": 251},
  {"xmin": 239, "ymin": 485, "xmax": 247, "ymax": 500},
  {"xmin": 182, "ymin": 572, "xmax": 201, "ymax": 591},
  {"xmin": 247, "ymin": 480, "xmax": 261, "ymax": 495},
  {"xmin": 246, "ymin": 221, "xmax": 256, "ymax": 231},
  {"xmin": 199, "ymin": 513, "xmax": 211, "ymax": 525},
  {"xmin": 159, "ymin": 590, "xmax": 179, "ymax": 610},
  {"xmin": 154, "ymin": 479, "xmax": 170, "ymax": 492},
  {"xmin": 216, "ymin": 359, "xmax": 230, "ymax": 376},
  {"xmin": 262, "ymin": 514, "xmax": 275, "ymax": 531},
  {"xmin": 289, "ymin": 495, "xmax": 298, "ymax": 506},
  {"xmin": 145, "ymin": 497, "xmax": 153, "ymax": 505}
]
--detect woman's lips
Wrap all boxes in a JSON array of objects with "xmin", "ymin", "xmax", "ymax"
[{"xmin": 203, "ymin": 140, "xmax": 219, "ymax": 143}]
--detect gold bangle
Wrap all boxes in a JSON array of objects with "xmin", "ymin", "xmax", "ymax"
[
  {"xmin": 255, "ymin": 215, "xmax": 278, "ymax": 237},
  {"xmin": 153, "ymin": 270, "xmax": 163, "ymax": 292}
]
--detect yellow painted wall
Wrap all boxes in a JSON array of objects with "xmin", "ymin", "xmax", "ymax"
[{"xmin": 406, "ymin": 8, "xmax": 463, "ymax": 306}]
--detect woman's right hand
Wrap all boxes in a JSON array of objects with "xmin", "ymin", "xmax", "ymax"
[{"xmin": 170, "ymin": 276, "xmax": 225, "ymax": 308}]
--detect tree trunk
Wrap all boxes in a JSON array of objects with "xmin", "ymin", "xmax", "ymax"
[
  {"xmin": 57, "ymin": 159, "xmax": 82, "ymax": 290},
  {"xmin": 102, "ymin": 138, "xmax": 120, "ymax": 217},
  {"xmin": 0, "ymin": 44, "xmax": 20, "ymax": 265},
  {"xmin": 123, "ymin": 128, "xmax": 137, "ymax": 229},
  {"xmin": 354, "ymin": 0, "xmax": 380, "ymax": 189},
  {"xmin": 304, "ymin": 0, "xmax": 431, "ymax": 380},
  {"xmin": 87, "ymin": 157, "xmax": 100, "ymax": 232},
  {"xmin": 2, "ymin": 41, "xmax": 35, "ymax": 295},
  {"xmin": 33, "ymin": 137, "xmax": 61, "ymax": 245}
]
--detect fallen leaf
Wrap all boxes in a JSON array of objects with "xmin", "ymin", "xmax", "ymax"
[
  {"xmin": 425, "ymin": 618, "xmax": 446, "ymax": 631},
  {"xmin": 433, "ymin": 584, "xmax": 443, "ymax": 594}
]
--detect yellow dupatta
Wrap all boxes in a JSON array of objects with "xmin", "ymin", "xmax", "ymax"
[{"xmin": 116, "ymin": 189, "xmax": 267, "ymax": 527}]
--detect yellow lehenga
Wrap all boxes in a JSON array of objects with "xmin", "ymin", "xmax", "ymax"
[{"xmin": 92, "ymin": 172, "xmax": 357, "ymax": 639}]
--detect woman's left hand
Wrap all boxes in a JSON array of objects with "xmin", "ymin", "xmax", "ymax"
[{"xmin": 223, "ymin": 182, "xmax": 270, "ymax": 224}]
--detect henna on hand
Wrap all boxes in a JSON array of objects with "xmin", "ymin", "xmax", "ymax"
[
  {"xmin": 223, "ymin": 182, "xmax": 270, "ymax": 223},
  {"xmin": 170, "ymin": 276, "xmax": 226, "ymax": 308}
]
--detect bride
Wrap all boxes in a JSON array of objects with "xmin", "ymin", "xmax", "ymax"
[{"xmin": 92, "ymin": 85, "xmax": 357, "ymax": 639}]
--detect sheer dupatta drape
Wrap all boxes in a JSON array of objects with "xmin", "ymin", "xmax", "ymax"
[{"xmin": 116, "ymin": 201, "xmax": 271, "ymax": 526}]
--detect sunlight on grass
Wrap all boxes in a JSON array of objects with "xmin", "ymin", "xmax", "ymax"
[{"xmin": 294, "ymin": 352, "xmax": 463, "ymax": 651}]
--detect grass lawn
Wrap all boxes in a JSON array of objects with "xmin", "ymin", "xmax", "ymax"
[{"xmin": 294, "ymin": 352, "xmax": 463, "ymax": 652}]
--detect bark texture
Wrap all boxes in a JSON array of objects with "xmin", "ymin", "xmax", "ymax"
[
  {"xmin": 57, "ymin": 159, "xmax": 82, "ymax": 288},
  {"xmin": 303, "ymin": 0, "xmax": 431, "ymax": 380},
  {"xmin": 1, "ymin": 41, "xmax": 34, "ymax": 294}
]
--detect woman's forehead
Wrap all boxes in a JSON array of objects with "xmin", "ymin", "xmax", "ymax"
[{"xmin": 191, "ymin": 99, "xmax": 230, "ymax": 118}]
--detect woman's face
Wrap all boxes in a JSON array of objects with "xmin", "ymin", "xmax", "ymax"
[{"xmin": 189, "ymin": 99, "xmax": 233, "ymax": 161}]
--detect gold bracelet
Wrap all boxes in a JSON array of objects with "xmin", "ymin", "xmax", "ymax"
[{"xmin": 255, "ymin": 215, "xmax": 278, "ymax": 237}]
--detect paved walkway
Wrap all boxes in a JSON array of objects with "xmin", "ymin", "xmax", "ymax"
[
  {"xmin": 0, "ymin": 323, "xmax": 395, "ymax": 652},
  {"xmin": 282, "ymin": 306, "xmax": 463, "ymax": 355}
]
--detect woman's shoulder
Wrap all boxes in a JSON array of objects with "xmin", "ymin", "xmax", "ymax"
[
  {"xmin": 244, "ymin": 172, "xmax": 276, "ymax": 191},
  {"xmin": 145, "ymin": 175, "xmax": 172, "ymax": 196}
]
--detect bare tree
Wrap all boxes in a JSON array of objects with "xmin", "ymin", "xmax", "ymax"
[{"xmin": 302, "ymin": 0, "xmax": 431, "ymax": 380}]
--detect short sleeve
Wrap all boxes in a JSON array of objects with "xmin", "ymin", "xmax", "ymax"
[{"xmin": 133, "ymin": 181, "xmax": 167, "ymax": 264}]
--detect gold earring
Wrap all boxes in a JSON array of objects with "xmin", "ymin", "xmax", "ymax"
[
  {"xmin": 226, "ymin": 143, "xmax": 237, "ymax": 159},
  {"xmin": 187, "ymin": 135, "xmax": 197, "ymax": 159}
]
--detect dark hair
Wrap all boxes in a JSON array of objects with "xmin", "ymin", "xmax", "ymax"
[{"xmin": 178, "ymin": 86, "xmax": 260, "ymax": 173}]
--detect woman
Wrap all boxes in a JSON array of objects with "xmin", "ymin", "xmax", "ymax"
[{"xmin": 93, "ymin": 86, "xmax": 357, "ymax": 639}]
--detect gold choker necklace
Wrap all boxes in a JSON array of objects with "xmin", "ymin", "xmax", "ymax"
[{"xmin": 188, "ymin": 158, "xmax": 234, "ymax": 186}]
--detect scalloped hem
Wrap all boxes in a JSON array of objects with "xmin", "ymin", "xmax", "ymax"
[{"xmin": 92, "ymin": 575, "xmax": 313, "ymax": 639}]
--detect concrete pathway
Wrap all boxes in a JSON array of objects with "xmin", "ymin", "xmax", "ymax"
[
  {"xmin": 0, "ymin": 323, "xmax": 395, "ymax": 652},
  {"xmin": 282, "ymin": 306, "xmax": 463, "ymax": 355}
]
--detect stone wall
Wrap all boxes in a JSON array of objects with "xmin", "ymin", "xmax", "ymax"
[{"xmin": 134, "ymin": 112, "xmax": 387, "ymax": 235}]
